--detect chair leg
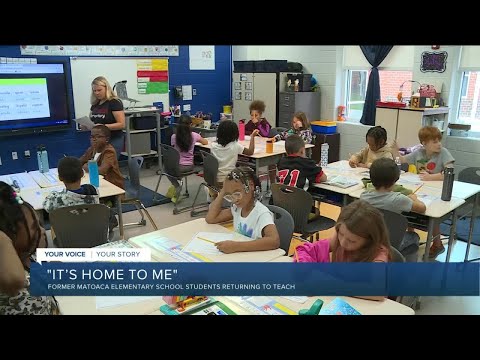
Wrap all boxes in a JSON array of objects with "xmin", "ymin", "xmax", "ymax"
[
  {"xmin": 153, "ymin": 173, "xmax": 164, "ymax": 202},
  {"xmin": 139, "ymin": 201, "xmax": 158, "ymax": 230},
  {"xmin": 184, "ymin": 177, "xmax": 189, "ymax": 196},
  {"xmin": 123, "ymin": 201, "xmax": 147, "ymax": 228},
  {"xmin": 191, "ymin": 183, "xmax": 210, "ymax": 217},
  {"xmin": 172, "ymin": 182, "xmax": 193, "ymax": 215}
]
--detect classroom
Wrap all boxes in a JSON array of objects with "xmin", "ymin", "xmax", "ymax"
[{"xmin": 0, "ymin": 45, "xmax": 479, "ymax": 316}]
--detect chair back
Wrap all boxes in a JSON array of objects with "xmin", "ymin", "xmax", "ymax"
[
  {"xmin": 127, "ymin": 156, "xmax": 143, "ymax": 199},
  {"xmin": 271, "ymin": 183, "xmax": 312, "ymax": 234},
  {"xmin": 266, "ymin": 205, "xmax": 294, "ymax": 253},
  {"xmin": 390, "ymin": 246, "xmax": 406, "ymax": 262},
  {"xmin": 379, "ymin": 209, "xmax": 408, "ymax": 250},
  {"xmin": 459, "ymin": 167, "xmax": 480, "ymax": 185},
  {"xmin": 201, "ymin": 151, "xmax": 219, "ymax": 188},
  {"xmin": 113, "ymin": 81, "xmax": 139, "ymax": 103},
  {"xmin": 50, "ymin": 204, "xmax": 110, "ymax": 248},
  {"xmin": 161, "ymin": 144, "xmax": 181, "ymax": 178},
  {"xmin": 268, "ymin": 127, "xmax": 287, "ymax": 137}
]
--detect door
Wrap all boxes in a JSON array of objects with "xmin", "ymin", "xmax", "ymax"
[{"xmin": 233, "ymin": 72, "xmax": 254, "ymax": 123}]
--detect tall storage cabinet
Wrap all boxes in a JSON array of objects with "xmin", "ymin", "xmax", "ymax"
[{"xmin": 278, "ymin": 92, "xmax": 321, "ymax": 129}]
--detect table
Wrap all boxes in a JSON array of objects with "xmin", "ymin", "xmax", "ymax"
[
  {"xmin": 28, "ymin": 168, "xmax": 104, "ymax": 188},
  {"xmin": 0, "ymin": 172, "xmax": 40, "ymax": 191},
  {"xmin": 128, "ymin": 218, "xmax": 286, "ymax": 263},
  {"xmin": 20, "ymin": 177, "xmax": 126, "ymax": 239},
  {"xmin": 196, "ymin": 136, "xmax": 314, "ymax": 178}
]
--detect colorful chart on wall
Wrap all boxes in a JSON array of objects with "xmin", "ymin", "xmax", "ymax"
[
  {"xmin": 420, "ymin": 51, "xmax": 448, "ymax": 73},
  {"xmin": 136, "ymin": 59, "xmax": 169, "ymax": 94},
  {"xmin": 20, "ymin": 45, "xmax": 179, "ymax": 57}
]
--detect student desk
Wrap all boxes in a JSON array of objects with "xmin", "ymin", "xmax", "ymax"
[
  {"xmin": 28, "ymin": 168, "xmax": 104, "ymax": 188},
  {"xmin": 20, "ymin": 178, "xmax": 126, "ymax": 239},
  {"xmin": 196, "ymin": 136, "xmax": 314, "ymax": 178},
  {"xmin": 312, "ymin": 160, "xmax": 368, "ymax": 206},
  {"xmin": 0, "ymin": 172, "xmax": 40, "ymax": 191},
  {"xmin": 128, "ymin": 218, "xmax": 286, "ymax": 262}
]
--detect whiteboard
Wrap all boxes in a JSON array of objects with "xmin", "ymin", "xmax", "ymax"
[{"xmin": 70, "ymin": 57, "xmax": 170, "ymax": 118}]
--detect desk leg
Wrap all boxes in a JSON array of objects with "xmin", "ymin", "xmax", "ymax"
[
  {"xmin": 343, "ymin": 195, "xmax": 348, "ymax": 206},
  {"xmin": 255, "ymin": 159, "xmax": 260, "ymax": 178},
  {"xmin": 445, "ymin": 209, "xmax": 457, "ymax": 263},
  {"xmin": 117, "ymin": 195, "xmax": 124, "ymax": 240},
  {"xmin": 423, "ymin": 218, "xmax": 435, "ymax": 262},
  {"xmin": 464, "ymin": 193, "xmax": 479, "ymax": 262}
]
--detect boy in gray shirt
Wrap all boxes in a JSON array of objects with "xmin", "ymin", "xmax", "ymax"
[{"xmin": 361, "ymin": 158, "xmax": 428, "ymax": 258}]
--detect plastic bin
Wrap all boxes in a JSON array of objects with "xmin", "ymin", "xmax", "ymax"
[
  {"xmin": 311, "ymin": 121, "xmax": 337, "ymax": 134},
  {"xmin": 133, "ymin": 116, "xmax": 157, "ymax": 130}
]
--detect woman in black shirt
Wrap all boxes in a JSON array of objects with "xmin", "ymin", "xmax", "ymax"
[{"xmin": 89, "ymin": 76, "xmax": 126, "ymax": 156}]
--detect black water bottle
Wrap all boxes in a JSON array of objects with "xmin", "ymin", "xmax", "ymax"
[{"xmin": 441, "ymin": 167, "xmax": 455, "ymax": 201}]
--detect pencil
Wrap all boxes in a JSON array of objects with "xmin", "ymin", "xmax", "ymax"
[
  {"xmin": 197, "ymin": 236, "xmax": 216, "ymax": 244},
  {"xmin": 413, "ymin": 184, "xmax": 424, "ymax": 194}
]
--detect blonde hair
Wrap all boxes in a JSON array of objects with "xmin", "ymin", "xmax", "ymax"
[
  {"xmin": 293, "ymin": 111, "xmax": 310, "ymax": 129},
  {"xmin": 332, "ymin": 200, "xmax": 391, "ymax": 262},
  {"xmin": 90, "ymin": 76, "xmax": 119, "ymax": 105}
]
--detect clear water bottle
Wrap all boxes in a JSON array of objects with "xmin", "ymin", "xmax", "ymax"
[
  {"xmin": 36, "ymin": 145, "xmax": 49, "ymax": 173},
  {"xmin": 88, "ymin": 160, "xmax": 100, "ymax": 187},
  {"xmin": 395, "ymin": 156, "xmax": 402, "ymax": 172},
  {"xmin": 441, "ymin": 167, "xmax": 455, "ymax": 201},
  {"xmin": 320, "ymin": 143, "xmax": 329, "ymax": 168}
]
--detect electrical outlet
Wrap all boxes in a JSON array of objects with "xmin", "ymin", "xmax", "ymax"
[
  {"xmin": 192, "ymin": 88, "xmax": 197, "ymax": 96},
  {"xmin": 12, "ymin": 152, "xmax": 18, "ymax": 160},
  {"xmin": 183, "ymin": 104, "xmax": 191, "ymax": 111},
  {"xmin": 24, "ymin": 150, "xmax": 31, "ymax": 158}
]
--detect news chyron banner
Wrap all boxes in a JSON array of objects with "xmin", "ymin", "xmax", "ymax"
[{"xmin": 30, "ymin": 249, "xmax": 480, "ymax": 297}]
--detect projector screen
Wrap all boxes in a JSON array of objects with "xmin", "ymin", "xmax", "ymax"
[{"xmin": 0, "ymin": 62, "xmax": 71, "ymax": 136}]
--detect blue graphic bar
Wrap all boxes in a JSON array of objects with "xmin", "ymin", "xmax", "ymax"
[{"xmin": 30, "ymin": 262, "xmax": 479, "ymax": 296}]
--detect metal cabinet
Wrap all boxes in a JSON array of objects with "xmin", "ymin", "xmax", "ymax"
[{"xmin": 278, "ymin": 92, "xmax": 321, "ymax": 128}]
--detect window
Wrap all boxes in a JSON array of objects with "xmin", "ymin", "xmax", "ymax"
[
  {"xmin": 457, "ymin": 71, "xmax": 480, "ymax": 131},
  {"xmin": 345, "ymin": 69, "xmax": 413, "ymax": 121}
]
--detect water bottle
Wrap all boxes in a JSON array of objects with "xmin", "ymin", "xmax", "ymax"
[
  {"xmin": 441, "ymin": 167, "xmax": 455, "ymax": 201},
  {"xmin": 88, "ymin": 160, "xmax": 100, "ymax": 187},
  {"xmin": 320, "ymin": 143, "xmax": 329, "ymax": 168},
  {"xmin": 395, "ymin": 157, "xmax": 402, "ymax": 172},
  {"xmin": 37, "ymin": 145, "xmax": 50, "ymax": 173},
  {"xmin": 238, "ymin": 120, "xmax": 245, "ymax": 141}
]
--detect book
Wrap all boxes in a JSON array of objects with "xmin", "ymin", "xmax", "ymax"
[
  {"xmin": 319, "ymin": 297, "xmax": 361, "ymax": 315},
  {"xmin": 323, "ymin": 175, "xmax": 359, "ymax": 189},
  {"xmin": 74, "ymin": 116, "xmax": 95, "ymax": 130}
]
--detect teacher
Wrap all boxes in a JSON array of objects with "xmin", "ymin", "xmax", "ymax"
[{"xmin": 89, "ymin": 76, "xmax": 126, "ymax": 157}]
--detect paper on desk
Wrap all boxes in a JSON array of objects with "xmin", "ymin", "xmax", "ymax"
[
  {"xmin": 280, "ymin": 296, "xmax": 309, "ymax": 304},
  {"xmin": 416, "ymin": 194, "xmax": 438, "ymax": 207},
  {"xmin": 182, "ymin": 232, "xmax": 234, "ymax": 255},
  {"xmin": 96, "ymin": 296, "xmax": 161, "ymax": 310},
  {"xmin": 144, "ymin": 236, "xmax": 204, "ymax": 262},
  {"xmin": 74, "ymin": 116, "xmax": 95, "ymax": 130}
]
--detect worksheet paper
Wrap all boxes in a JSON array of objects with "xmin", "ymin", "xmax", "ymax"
[{"xmin": 182, "ymin": 232, "xmax": 234, "ymax": 255}]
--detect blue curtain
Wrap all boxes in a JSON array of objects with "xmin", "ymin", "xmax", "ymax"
[{"xmin": 359, "ymin": 45, "xmax": 394, "ymax": 126}]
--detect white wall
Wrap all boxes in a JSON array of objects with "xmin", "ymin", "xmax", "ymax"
[{"xmin": 232, "ymin": 46, "xmax": 337, "ymax": 119}]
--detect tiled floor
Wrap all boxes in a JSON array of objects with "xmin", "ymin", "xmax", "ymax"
[{"xmin": 45, "ymin": 166, "xmax": 480, "ymax": 315}]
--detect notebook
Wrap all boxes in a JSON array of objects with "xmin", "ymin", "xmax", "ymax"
[{"xmin": 323, "ymin": 175, "xmax": 359, "ymax": 189}]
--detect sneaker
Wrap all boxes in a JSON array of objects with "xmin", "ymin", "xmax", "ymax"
[
  {"xmin": 166, "ymin": 185, "xmax": 176, "ymax": 199},
  {"xmin": 428, "ymin": 244, "xmax": 445, "ymax": 259}
]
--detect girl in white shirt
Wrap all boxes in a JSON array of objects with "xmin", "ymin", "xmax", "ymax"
[{"xmin": 206, "ymin": 167, "xmax": 280, "ymax": 254}]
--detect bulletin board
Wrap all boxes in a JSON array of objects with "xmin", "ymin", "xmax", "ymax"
[{"xmin": 70, "ymin": 57, "xmax": 170, "ymax": 118}]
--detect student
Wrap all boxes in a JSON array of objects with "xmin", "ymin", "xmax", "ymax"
[
  {"xmin": 295, "ymin": 200, "xmax": 390, "ymax": 263},
  {"xmin": 79, "ymin": 124, "xmax": 125, "ymax": 190},
  {"xmin": 0, "ymin": 230, "xmax": 26, "ymax": 297},
  {"xmin": 393, "ymin": 126, "xmax": 454, "ymax": 181},
  {"xmin": 169, "ymin": 114, "xmax": 208, "ymax": 190},
  {"xmin": 244, "ymin": 100, "xmax": 271, "ymax": 137},
  {"xmin": 0, "ymin": 182, "xmax": 57, "ymax": 315},
  {"xmin": 43, "ymin": 156, "xmax": 100, "ymax": 213},
  {"xmin": 205, "ymin": 167, "xmax": 280, "ymax": 253},
  {"xmin": 360, "ymin": 158, "xmax": 426, "ymax": 256},
  {"xmin": 271, "ymin": 111, "xmax": 313, "ymax": 144},
  {"xmin": 89, "ymin": 76, "xmax": 126, "ymax": 157},
  {"xmin": 277, "ymin": 134, "xmax": 327, "ymax": 190},
  {"xmin": 393, "ymin": 126, "xmax": 455, "ymax": 258},
  {"xmin": 210, "ymin": 120, "xmax": 258, "ymax": 198},
  {"xmin": 349, "ymin": 126, "xmax": 393, "ymax": 168}
]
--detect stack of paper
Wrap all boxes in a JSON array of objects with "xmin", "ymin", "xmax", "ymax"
[{"xmin": 324, "ymin": 175, "xmax": 359, "ymax": 189}]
